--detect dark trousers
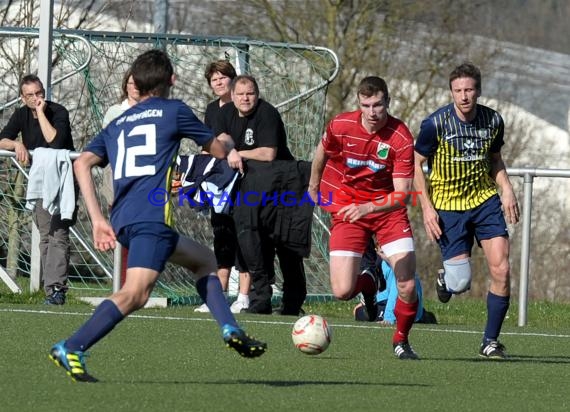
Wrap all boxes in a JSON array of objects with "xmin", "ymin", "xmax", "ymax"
[
  {"xmin": 239, "ymin": 229, "xmax": 306, "ymax": 314},
  {"xmin": 277, "ymin": 246, "xmax": 307, "ymax": 315},
  {"xmin": 210, "ymin": 211, "xmax": 246, "ymax": 271}
]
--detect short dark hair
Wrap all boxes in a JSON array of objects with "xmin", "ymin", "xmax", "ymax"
[
  {"xmin": 230, "ymin": 74, "xmax": 259, "ymax": 96},
  {"xmin": 130, "ymin": 49, "xmax": 173, "ymax": 97},
  {"xmin": 449, "ymin": 62, "xmax": 482, "ymax": 92},
  {"xmin": 19, "ymin": 74, "xmax": 44, "ymax": 94},
  {"xmin": 357, "ymin": 76, "xmax": 389, "ymax": 100},
  {"xmin": 204, "ymin": 60, "xmax": 237, "ymax": 83}
]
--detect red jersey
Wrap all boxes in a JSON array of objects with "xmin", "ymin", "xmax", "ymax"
[{"xmin": 319, "ymin": 110, "xmax": 414, "ymax": 213}]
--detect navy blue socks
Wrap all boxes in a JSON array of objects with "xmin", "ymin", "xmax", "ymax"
[
  {"xmin": 483, "ymin": 292, "xmax": 510, "ymax": 343},
  {"xmin": 66, "ymin": 299, "xmax": 124, "ymax": 352},
  {"xmin": 196, "ymin": 275, "xmax": 238, "ymax": 329}
]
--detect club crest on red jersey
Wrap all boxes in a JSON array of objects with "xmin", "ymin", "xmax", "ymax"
[{"xmin": 377, "ymin": 142, "xmax": 390, "ymax": 159}]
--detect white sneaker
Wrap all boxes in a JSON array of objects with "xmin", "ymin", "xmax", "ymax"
[
  {"xmin": 194, "ymin": 303, "xmax": 210, "ymax": 313},
  {"xmin": 230, "ymin": 300, "xmax": 249, "ymax": 314}
]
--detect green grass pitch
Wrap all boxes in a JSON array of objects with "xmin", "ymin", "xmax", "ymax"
[{"xmin": 1, "ymin": 301, "xmax": 569, "ymax": 412}]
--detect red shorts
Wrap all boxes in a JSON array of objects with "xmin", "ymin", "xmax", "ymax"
[{"xmin": 329, "ymin": 207, "xmax": 413, "ymax": 254}]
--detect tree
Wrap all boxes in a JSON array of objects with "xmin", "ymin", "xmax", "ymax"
[
  {"xmin": 2, "ymin": 0, "xmax": 568, "ymax": 300},
  {"xmin": 198, "ymin": 0, "xmax": 570, "ymax": 300},
  {"xmin": 0, "ymin": 0, "xmax": 107, "ymax": 280},
  {"xmin": 197, "ymin": 0, "xmax": 495, "ymax": 292},
  {"xmin": 202, "ymin": 1, "xmax": 498, "ymax": 123}
]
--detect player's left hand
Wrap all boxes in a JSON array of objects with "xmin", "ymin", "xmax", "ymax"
[
  {"xmin": 338, "ymin": 203, "xmax": 371, "ymax": 223},
  {"xmin": 92, "ymin": 219, "xmax": 117, "ymax": 251},
  {"xmin": 501, "ymin": 189, "xmax": 519, "ymax": 224}
]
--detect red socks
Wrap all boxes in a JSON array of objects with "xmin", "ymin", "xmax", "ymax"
[
  {"xmin": 392, "ymin": 297, "xmax": 418, "ymax": 344},
  {"xmin": 347, "ymin": 271, "xmax": 376, "ymax": 300}
]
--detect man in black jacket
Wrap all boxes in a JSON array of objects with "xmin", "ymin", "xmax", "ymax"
[
  {"xmin": 214, "ymin": 74, "xmax": 309, "ymax": 315},
  {"xmin": 0, "ymin": 75, "xmax": 75, "ymax": 305}
]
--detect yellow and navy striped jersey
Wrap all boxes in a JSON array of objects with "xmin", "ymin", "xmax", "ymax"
[{"xmin": 415, "ymin": 103, "xmax": 504, "ymax": 211}]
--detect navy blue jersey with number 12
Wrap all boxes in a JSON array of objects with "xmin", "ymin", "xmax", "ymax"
[{"xmin": 85, "ymin": 97, "xmax": 214, "ymax": 233}]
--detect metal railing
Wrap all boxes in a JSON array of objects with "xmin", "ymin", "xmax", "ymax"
[
  {"xmin": 300, "ymin": 163, "xmax": 570, "ymax": 326},
  {"xmin": 0, "ymin": 149, "xmax": 113, "ymax": 294},
  {"xmin": 2, "ymin": 148, "xmax": 568, "ymax": 324},
  {"xmin": 506, "ymin": 168, "xmax": 570, "ymax": 325}
]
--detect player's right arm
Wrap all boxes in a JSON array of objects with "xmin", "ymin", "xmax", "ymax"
[
  {"xmin": 178, "ymin": 103, "xmax": 244, "ymax": 173},
  {"xmin": 204, "ymin": 132, "xmax": 232, "ymax": 158},
  {"xmin": 414, "ymin": 151, "xmax": 441, "ymax": 241},
  {"xmin": 73, "ymin": 151, "xmax": 116, "ymax": 251},
  {"xmin": 414, "ymin": 117, "xmax": 441, "ymax": 241}
]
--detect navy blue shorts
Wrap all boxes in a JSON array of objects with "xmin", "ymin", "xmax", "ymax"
[
  {"xmin": 437, "ymin": 195, "xmax": 508, "ymax": 260},
  {"xmin": 116, "ymin": 222, "xmax": 179, "ymax": 272}
]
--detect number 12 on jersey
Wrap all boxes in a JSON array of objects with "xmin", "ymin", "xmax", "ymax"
[{"xmin": 114, "ymin": 124, "xmax": 157, "ymax": 179}]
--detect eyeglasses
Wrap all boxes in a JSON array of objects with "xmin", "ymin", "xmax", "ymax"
[{"xmin": 23, "ymin": 91, "xmax": 44, "ymax": 99}]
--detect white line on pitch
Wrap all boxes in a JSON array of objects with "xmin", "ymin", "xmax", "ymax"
[{"xmin": 2, "ymin": 307, "xmax": 570, "ymax": 339}]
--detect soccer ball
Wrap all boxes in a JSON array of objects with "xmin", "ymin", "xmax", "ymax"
[{"xmin": 291, "ymin": 314, "xmax": 332, "ymax": 355}]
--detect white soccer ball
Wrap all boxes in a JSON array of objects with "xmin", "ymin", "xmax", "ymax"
[{"xmin": 291, "ymin": 314, "xmax": 332, "ymax": 355}]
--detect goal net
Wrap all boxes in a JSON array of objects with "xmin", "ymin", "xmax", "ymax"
[{"xmin": 0, "ymin": 28, "xmax": 338, "ymax": 303}]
